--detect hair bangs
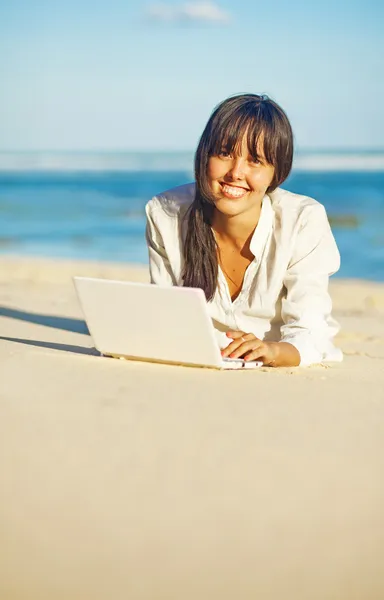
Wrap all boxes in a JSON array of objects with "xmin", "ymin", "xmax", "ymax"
[
  {"xmin": 207, "ymin": 104, "xmax": 260, "ymax": 158},
  {"xmin": 256, "ymin": 103, "xmax": 279, "ymax": 167},
  {"xmin": 208, "ymin": 102, "xmax": 279, "ymax": 167},
  {"xmin": 244, "ymin": 119, "xmax": 268, "ymax": 164}
]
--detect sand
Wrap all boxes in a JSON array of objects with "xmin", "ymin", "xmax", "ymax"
[{"xmin": 1, "ymin": 256, "xmax": 383, "ymax": 600}]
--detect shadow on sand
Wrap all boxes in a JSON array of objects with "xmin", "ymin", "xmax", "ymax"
[
  {"xmin": 0, "ymin": 306, "xmax": 89, "ymax": 335},
  {"xmin": 0, "ymin": 305, "xmax": 97, "ymax": 356},
  {"xmin": 0, "ymin": 336, "xmax": 100, "ymax": 357}
]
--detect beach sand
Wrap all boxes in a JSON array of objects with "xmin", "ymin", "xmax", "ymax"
[{"xmin": 1, "ymin": 256, "xmax": 383, "ymax": 600}]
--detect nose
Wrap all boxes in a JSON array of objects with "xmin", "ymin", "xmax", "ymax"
[{"xmin": 228, "ymin": 157, "xmax": 246, "ymax": 181}]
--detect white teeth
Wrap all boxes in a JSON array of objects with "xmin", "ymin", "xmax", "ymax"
[{"xmin": 221, "ymin": 184, "xmax": 248, "ymax": 198}]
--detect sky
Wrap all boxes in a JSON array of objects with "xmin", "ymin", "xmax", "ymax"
[{"xmin": 0, "ymin": 0, "xmax": 383, "ymax": 151}]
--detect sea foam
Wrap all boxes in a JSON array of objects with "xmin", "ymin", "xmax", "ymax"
[{"xmin": 0, "ymin": 151, "xmax": 384, "ymax": 172}]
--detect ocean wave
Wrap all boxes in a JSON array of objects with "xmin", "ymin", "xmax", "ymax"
[{"xmin": 1, "ymin": 151, "xmax": 384, "ymax": 172}]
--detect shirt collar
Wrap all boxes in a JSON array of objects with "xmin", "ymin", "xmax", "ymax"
[{"xmin": 249, "ymin": 193, "xmax": 273, "ymax": 257}]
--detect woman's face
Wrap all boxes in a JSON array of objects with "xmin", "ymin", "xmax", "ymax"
[{"xmin": 207, "ymin": 133, "xmax": 275, "ymax": 218}]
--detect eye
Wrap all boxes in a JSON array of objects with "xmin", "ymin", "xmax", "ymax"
[
  {"xmin": 218, "ymin": 150, "xmax": 232, "ymax": 159},
  {"xmin": 249, "ymin": 157, "xmax": 262, "ymax": 166}
]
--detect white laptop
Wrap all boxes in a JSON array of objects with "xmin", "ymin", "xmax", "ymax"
[{"xmin": 73, "ymin": 277, "xmax": 262, "ymax": 370}]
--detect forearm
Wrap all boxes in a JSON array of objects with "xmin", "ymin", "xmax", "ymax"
[{"xmin": 268, "ymin": 342, "xmax": 301, "ymax": 367}]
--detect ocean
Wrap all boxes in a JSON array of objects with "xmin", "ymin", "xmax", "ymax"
[{"xmin": 0, "ymin": 151, "xmax": 383, "ymax": 281}]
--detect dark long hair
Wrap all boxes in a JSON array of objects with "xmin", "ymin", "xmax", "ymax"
[{"xmin": 182, "ymin": 93, "xmax": 294, "ymax": 301}]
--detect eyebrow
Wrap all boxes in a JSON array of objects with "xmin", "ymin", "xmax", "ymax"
[
  {"xmin": 250, "ymin": 153, "xmax": 265, "ymax": 163},
  {"xmin": 218, "ymin": 142, "xmax": 266, "ymax": 164}
]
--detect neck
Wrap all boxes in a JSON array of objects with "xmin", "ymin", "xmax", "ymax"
[{"xmin": 212, "ymin": 203, "xmax": 262, "ymax": 248}]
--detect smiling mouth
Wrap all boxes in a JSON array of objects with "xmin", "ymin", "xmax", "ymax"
[{"xmin": 220, "ymin": 182, "xmax": 250, "ymax": 198}]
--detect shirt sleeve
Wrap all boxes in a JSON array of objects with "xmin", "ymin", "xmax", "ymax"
[
  {"xmin": 279, "ymin": 203, "xmax": 343, "ymax": 367},
  {"xmin": 145, "ymin": 199, "xmax": 177, "ymax": 286}
]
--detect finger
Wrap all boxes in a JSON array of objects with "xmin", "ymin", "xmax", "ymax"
[
  {"xmin": 221, "ymin": 336, "xmax": 255, "ymax": 357},
  {"xmin": 221, "ymin": 339, "xmax": 245, "ymax": 357},
  {"xmin": 243, "ymin": 348, "xmax": 265, "ymax": 362},
  {"xmin": 226, "ymin": 330, "xmax": 246, "ymax": 340},
  {"xmin": 222, "ymin": 333, "xmax": 262, "ymax": 358},
  {"xmin": 226, "ymin": 331, "xmax": 261, "ymax": 343},
  {"xmin": 230, "ymin": 340, "xmax": 264, "ymax": 359}
]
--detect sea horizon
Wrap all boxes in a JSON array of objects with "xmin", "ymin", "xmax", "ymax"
[{"xmin": 1, "ymin": 149, "xmax": 384, "ymax": 172}]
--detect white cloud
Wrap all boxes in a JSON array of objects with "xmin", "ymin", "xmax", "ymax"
[
  {"xmin": 146, "ymin": 1, "xmax": 231, "ymax": 24},
  {"xmin": 147, "ymin": 3, "xmax": 176, "ymax": 21}
]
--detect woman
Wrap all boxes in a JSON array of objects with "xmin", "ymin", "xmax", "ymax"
[{"xmin": 145, "ymin": 93, "xmax": 342, "ymax": 367}]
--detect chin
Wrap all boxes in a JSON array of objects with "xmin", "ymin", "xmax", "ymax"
[{"xmin": 213, "ymin": 198, "xmax": 248, "ymax": 216}]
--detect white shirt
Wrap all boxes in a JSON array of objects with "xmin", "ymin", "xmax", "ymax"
[{"xmin": 145, "ymin": 182, "xmax": 343, "ymax": 367}]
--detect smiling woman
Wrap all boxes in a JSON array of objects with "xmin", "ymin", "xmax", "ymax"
[{"xmin": 145, "ymin": 94, "xmax": 343, "ymax": 368}]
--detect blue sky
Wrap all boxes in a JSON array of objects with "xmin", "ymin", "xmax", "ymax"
[{"xmin": 0, "ymin": 0, "xmax": 383, "ymax": 151}]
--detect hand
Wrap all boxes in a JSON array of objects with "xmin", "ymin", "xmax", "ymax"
[{"xmin": 221, "ymin": 330, "xmax": 279, "ymax": 366}]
